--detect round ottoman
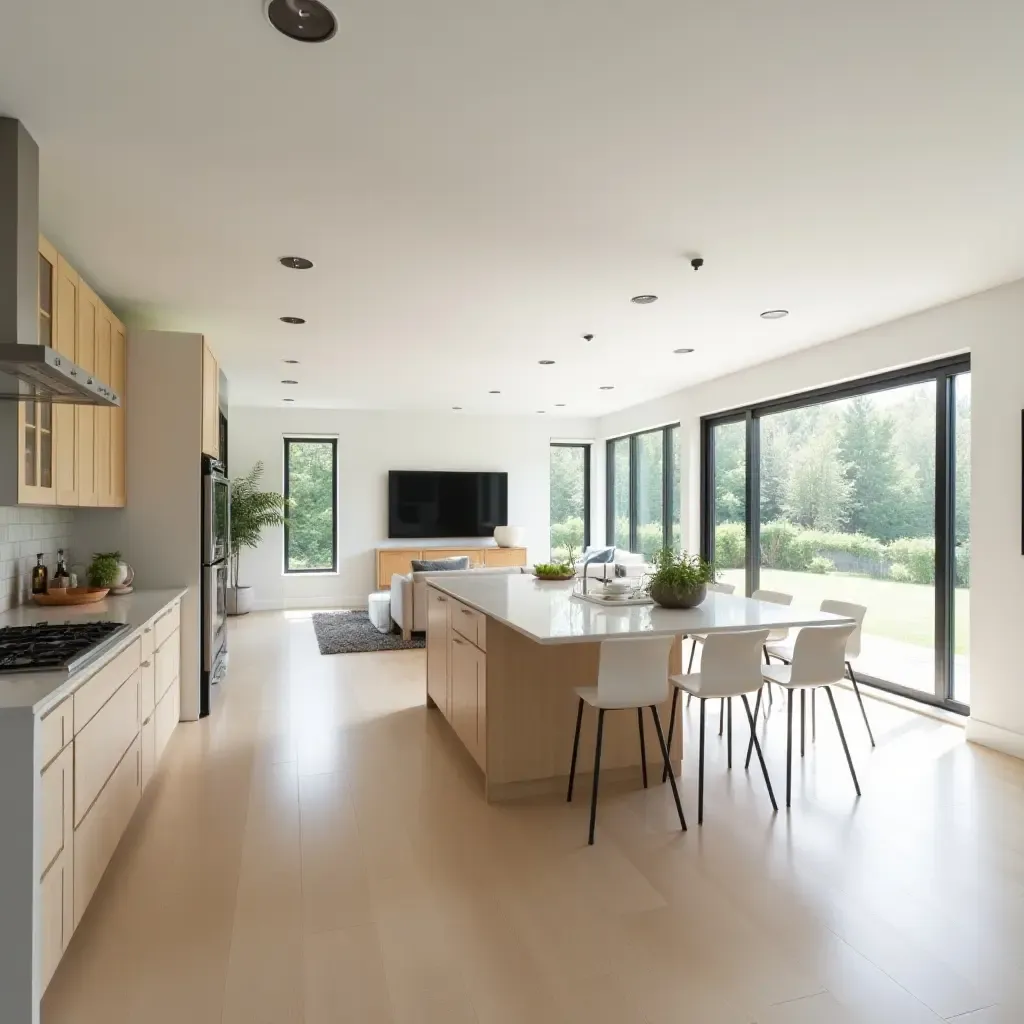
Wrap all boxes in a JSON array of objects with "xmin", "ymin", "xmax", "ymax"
[{"xmin": 367, "ymin": 591, "xmax": 393, "ymax": 634}]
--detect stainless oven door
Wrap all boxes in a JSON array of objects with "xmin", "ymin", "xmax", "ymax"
[
  {"xmin": 203, "ymin": 562, "xmax": 228, "ymax": 672},
  {"xmin": 203, "ymin": 472, "xmax": 231, "ymax": 564}
]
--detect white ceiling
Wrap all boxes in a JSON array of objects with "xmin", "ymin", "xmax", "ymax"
[{"xmin": 1, "ymin": 1, "xmax": 1023, "ymax": 415}]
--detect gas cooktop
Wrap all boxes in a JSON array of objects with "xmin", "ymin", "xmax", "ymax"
[{"xmin": 0, "ymin": 621, "xmax": 133, "ymax": 674}]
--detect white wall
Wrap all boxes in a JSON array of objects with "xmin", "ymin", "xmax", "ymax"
[
  {"xmin": 598, "ymin": 279, "xmax": 1024, "ymax": 760},
  {"xmin": 228, "ymin": 407, "xmax": 599, "ymax": 611}
]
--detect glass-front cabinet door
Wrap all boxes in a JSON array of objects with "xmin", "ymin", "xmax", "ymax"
[{"xmin": 19, "ymin": 238, "xmax": 58, "ymax": 504}]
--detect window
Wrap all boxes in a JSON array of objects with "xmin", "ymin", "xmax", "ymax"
[
  {"xmin": 283, "ymin": 437, "xmax": 338, "ymax": 573},
  {"xmin": 606, "ymin": 424, "xmax": 679, "ymax": 559},
  {"xmin": 701, "ymin": 357, "xmax": 970, "ymax": 713},
  {"xmin": 549, "ymin": 443, "xmax": 590, "ymax": 560}
]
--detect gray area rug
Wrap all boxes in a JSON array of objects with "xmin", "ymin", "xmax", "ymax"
[{"xmin": 311, "ymin": 611, "xmax": 425, "ymax": 655}]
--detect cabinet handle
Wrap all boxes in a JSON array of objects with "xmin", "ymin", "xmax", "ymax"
[
  {"xmin": 460, "ymin": 608, "xmax": 473, "ymax": 615},
  {"xmin": 141, "ymin": 660, "xmax": 151, "ymax": 667},
  {"xmin": 437, "ymin": 596, "xmax": 447, "ymax": 602},
  {"xmin": 452, "ymin": 637, "xmax": 464, "ymax": 645},
  {"xmin": 144, "ymin": 627, "xmax": 152, "ymax": 634}
]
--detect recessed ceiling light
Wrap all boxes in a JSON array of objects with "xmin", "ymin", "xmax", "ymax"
[
  {"xmin": 488, "ymin": 390, "xmax": 501, "ymax": 394},
  {"xmin": 452, "ymin": 406, "xmax": 463, "ymax": 410},
  {"xmin": 631, "ymin": 294, "xmax": 658, "ymax": 304},
  {"xmin": 538, "ymin": 359, "xmax": 555, "ymax": 365},
  {"xmin": 673, "ymin": 347, "xmax": 695, "ymax": 354},
  {"xmin": 600, "ymin": 385, "xmax": 615, "ymax": 390},
  {"xmin": 555, "ymin": 403, "xmax": 566, "ymax": 407},
  {"xmin": 283, "ymin": 359, "xmax": 300, "ymax": 364},
  {"xmin": 283, "ymin": 398, "xmax": 295, "ymax": 403},
  {"xmin": 281, "ymin": 379, "xmax": 299, "ymax": 384},
  {"xmin": 537, "ymin": 410, "xmax": 546, "ymax": 414},
  {"xmin": 280, "ymin": 316, "xmax": 306, "ymax": 325},
  {"xmin": 266, "ymin": 0, "xmax": 337, "ymax": 43},
  {"xmin": 279, "ymin": 255, "xmax": 313, "ymax": 270},
  {"xmin": 760, "ymin": 309, "xmax": 789, "ymax": 320}
]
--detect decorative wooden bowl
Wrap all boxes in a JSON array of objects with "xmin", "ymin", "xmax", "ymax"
[
  {"xmin": 532, "ymin": 571, "xmax": 576, "ymax": 582},
  {"xmin": 32, "ymin": 587, "xmax": 110, "ymax": 606}
]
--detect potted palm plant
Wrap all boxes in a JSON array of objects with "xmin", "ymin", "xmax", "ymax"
[
  {"xmin": 228, "ymin": 461, "xmax": 288, "ymax": 615},
  {"xmin": 646, "ymin": 548, "xmax": 717, "ymax": 609}
]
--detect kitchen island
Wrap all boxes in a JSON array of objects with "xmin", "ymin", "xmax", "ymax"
[
  {"xmin": 0, "ymin": 588, "xmax": 185, "ymax": 1024},
  {"xmin": 425, "ymin": 573, "xmax": 853, "ymax": 802}
]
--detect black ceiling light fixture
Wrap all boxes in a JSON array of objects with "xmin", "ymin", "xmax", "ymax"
[
  {"xmin": 631, "ymin": 294, "xmax": 658, "ymax": 304},
  {"xmin": 280, "ymin": 316, "xmax": 306, "ymax": 324},
  {"xmin": 582, "ymin": 333, "xmax": 594, "ymax": 342},
  {"xmin": 760, "ymin": 309, "xmax": 789, "ymax": 320},
  {"xmin": 279, "ymin": 255, "xmax": 314, "ymax": 270},
  {"xmin": 266, "ymin": 0, "xmax": 337, "ymax": 43}
]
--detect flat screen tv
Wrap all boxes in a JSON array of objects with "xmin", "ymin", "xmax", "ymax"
[{"xmin": 388, "ymin": 470, "xmax": 508, "ymax": 539}]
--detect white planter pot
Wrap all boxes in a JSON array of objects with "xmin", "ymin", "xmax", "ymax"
[
  {"xmin": 494, "ymin": 525, "xmax": 526, "ymax": 548},
  {"xmin": 226, "ymin": 586, "xmax": 254, "ymax": 616}
]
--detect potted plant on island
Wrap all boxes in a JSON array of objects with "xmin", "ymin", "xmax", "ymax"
[
  {"xmin": 646, "ymin": 548, "xmax": 717, "ymax": 609},
  {"xmin": 228, "ymin": 461, "xmax": 288, "ymax": 616}
]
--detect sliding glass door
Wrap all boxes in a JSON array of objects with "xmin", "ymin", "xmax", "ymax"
[
  {"xmin": 606, "ymin": 424, "xmax": 680, "ymax": 558},
  {"xmin": 702, "ymin": 357, "xmax": 970, "ymax": 712},
  {"xmin": 549, "ymin": 443, "xmax": 591, "ymax": 561}
]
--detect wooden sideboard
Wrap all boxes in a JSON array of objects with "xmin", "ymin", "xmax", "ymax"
[{"xmin": 376, "ymin": 546, "xmax": 528, "ymax": 589}]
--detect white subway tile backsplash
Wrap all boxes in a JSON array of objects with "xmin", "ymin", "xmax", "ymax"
[{"xmin": 0, "ymin": 507, "xmax": 74, "ymax": 613}]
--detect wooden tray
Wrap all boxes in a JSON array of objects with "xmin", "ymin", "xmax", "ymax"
[{"xmin": 32, "ymin": 587, "xmax": 110, "ymax": 606}]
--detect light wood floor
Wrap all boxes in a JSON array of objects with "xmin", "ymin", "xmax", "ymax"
[{"xmin": 42, "ymin": 611, "xmax": 1024, "ymax": 1024}]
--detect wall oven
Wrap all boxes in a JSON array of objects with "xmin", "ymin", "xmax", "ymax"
[{"xmin": 203, "ymin": 463, "xmax": 230, "ymax": 564}]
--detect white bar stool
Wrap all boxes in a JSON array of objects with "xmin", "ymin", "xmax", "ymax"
[
  {"xmin": 566, "ymin": 635, "xmax": 687, "ymax": 845},
  {"xmin": 665, "ymin": 629, "xmax": 776, "ymax": 825},
  {"xmin": 757, "ymin": 622, "xmax": 860, "ymax": 807}
]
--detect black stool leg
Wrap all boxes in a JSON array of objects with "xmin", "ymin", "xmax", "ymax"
[
  {"xmin": 847, "ymin": 662, "xmax": 876, "ymax": 748},
  {"xmin": 727, "ymin": 697, "xmax": 733, "ymax": 769},
  {"xmin": 800, "ymin": 689, "xmax": 806, "ymax": 758},
  {"xmin": 637, "ymin": 708, "xmax": 648, "ymax": 788},
  {"xmin": 567, "ymin": 697, "xmax": 583, "ymax": 802},
  {"xmin": 741, "ymin": 694, "xmax": 777, "ymax": 812},
  {"xmin": 650, "ymin": 705, "xmax": 686, "ymax": 832},
  {"xmin": 662, "ymin": 688, "xmax": 679, "ymax": 783},
  {"xmin": 786, "ymin": 689, "xmax": 794, "ymax": 808},
  {"xmin": 824, "ymin": 685, "xmax": 861, "ymax": 797},
  {"xmin": 745, "ymin": 685, "xmax": 763, "ymax": 770},
  {"xmin": 698, "ymin": 698, "xmax": 706, "ymax": 825},
  {"xmin": 687, "ymin": 639, "xmax": 698, "ymax": 674},
  {"xmin": 587, "ymin": 708, "xmax": 606, "ymax": 845}
]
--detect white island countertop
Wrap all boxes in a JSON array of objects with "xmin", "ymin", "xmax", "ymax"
[
  {"xmin": 428, "ymin": 573, "xmax": 852, "ymax": 645},
  {"xmin": 0, "ymin": 588, "xmax": 186, "ymax": 713}
]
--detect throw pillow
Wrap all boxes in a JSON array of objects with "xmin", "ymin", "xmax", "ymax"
[
  {"xmin": 410, "ymin": 556, "xmax": 471, "ymax": 572},
  {"xmin": 581, "ymin": 546, "xmax": 615, "ymax": 565}
]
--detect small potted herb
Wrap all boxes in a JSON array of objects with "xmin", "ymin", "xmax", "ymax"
[
  {"xmin": 88, "ymin": 552, "xmax": 124, "ymax": 589},
  {"xmin": 646, "ymin": 548, "xmax": 716, "ymax": 609}
]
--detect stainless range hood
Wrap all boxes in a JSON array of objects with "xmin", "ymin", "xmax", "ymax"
[{"xmin": 0, "ymin": 118, "xmax": 119, "ymax": 406}]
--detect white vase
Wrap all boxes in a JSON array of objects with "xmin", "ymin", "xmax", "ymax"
[
  {"xmin": 494, "ymin": 525, "xmax": 526, "ymax": 548},
  {"xmin": 227, "ymin": 586, "xmax": 254, "ymax": 616}
]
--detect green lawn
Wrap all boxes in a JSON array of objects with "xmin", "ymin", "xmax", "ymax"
[{"xmin": 719, "ymin": 567, "xmax": 970, "ymax": 655}]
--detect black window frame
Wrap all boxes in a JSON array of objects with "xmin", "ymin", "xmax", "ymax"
[
  {"xmin": 550, "ymin": 442, "xmax": 592, "ymax": 551},
  {"xmin": 605, "ymin": 423, "xmax": 679, "ymax": 554},
  {"xmin": 283, "ymin": 436, "xmax": 339, "ymax": 575},
  {"xmin": 700, "ymin": 355, "xmax": 971, "ymax": 715}
]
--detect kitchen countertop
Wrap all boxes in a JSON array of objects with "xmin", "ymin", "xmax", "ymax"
[
  {"xmin": 0, "ymin": 588, "xmax": 186, "ymax": 713},
  {"xmin": 427, "ymin": 573, "xmax": 852, "ymax": 645}
]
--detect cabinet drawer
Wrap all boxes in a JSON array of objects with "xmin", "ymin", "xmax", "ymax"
[
  {"xmin": 74, "ymin": 637, "xmax": 141, "ymax": 734},
  {"xmin": 74, "ymin": 670, "xmax": 140, "ymax": 827},
  {"xmin": 140, "ymin": 619, "xmax": 155, "ymax": 662},
  {"xmin": 140, "ymin": 656, "xmax": 155, "ymax": 721},
  {"xmin": 39, "ymin": 698, "xmax": 72, "ymax": 770},
  {"xmin": 451, "ymin": 600, "xmax": 486, "ymax": 650},
  {"xmin": 154, "ymin": 683, "xmax": 178, "ymax": 764},
  {"xmin": 74, "ymin": 736, "xmax": 140, "ymax": 929},
  {"xmin": 154, "ymin": 601, "xmax": 180, "ymax": 650},
  {"xmin": 155, "ymin": 630, "xmax": 179, "ymax": 701},
  {"xmin": 40, "ymin": 744, "xmax": 73, "ymax": 878},
  {"xmin": 141, "ymin": 715, "xmax": 156, "ymax": 791},
  {"xmin": 40, "ymin": 849, "xmax": 72, "ymax": 994}
]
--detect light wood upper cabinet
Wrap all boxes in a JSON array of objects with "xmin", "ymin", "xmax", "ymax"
[
  {"xmin": 109, "ymin": 320, "xmax": 126, "ymax": 505},
  {"xmin": 94, "ymin": 306, "xmax": 112, "ymax": 503},
  {"xmin": 202, "ymin": 342, "xmax": 219, "ymax": 459},
  {"xmin": 52, "ymin": 250, "xmax": 79, "ymax": 505},
  {"xmin": 75, "ymin": 283, "xmax": 98, "ymax": 507}
]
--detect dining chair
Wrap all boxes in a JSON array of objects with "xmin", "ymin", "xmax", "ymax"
[
  {"xmin": 764, "ymin": 600, "xmax": 873, "ymax": 747},
  {"xmin": 664, "ymin": 629, "xmax": 776, "ymax": 825},
  {"xmin": 566, "ymin": 635, "xmax": 687, "ymax": 845},
  {"xmin": 684, "ymin": 582, "xmax": 736, "ymax": 714},
  {"xmin": 753, "ymin": 622, "xmax": 860, "ymax": 807}
]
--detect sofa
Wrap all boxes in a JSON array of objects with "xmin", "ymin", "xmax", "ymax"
[{"xmin": 390, "ymin": 565, "xmax": 527, "ymax": 640}]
